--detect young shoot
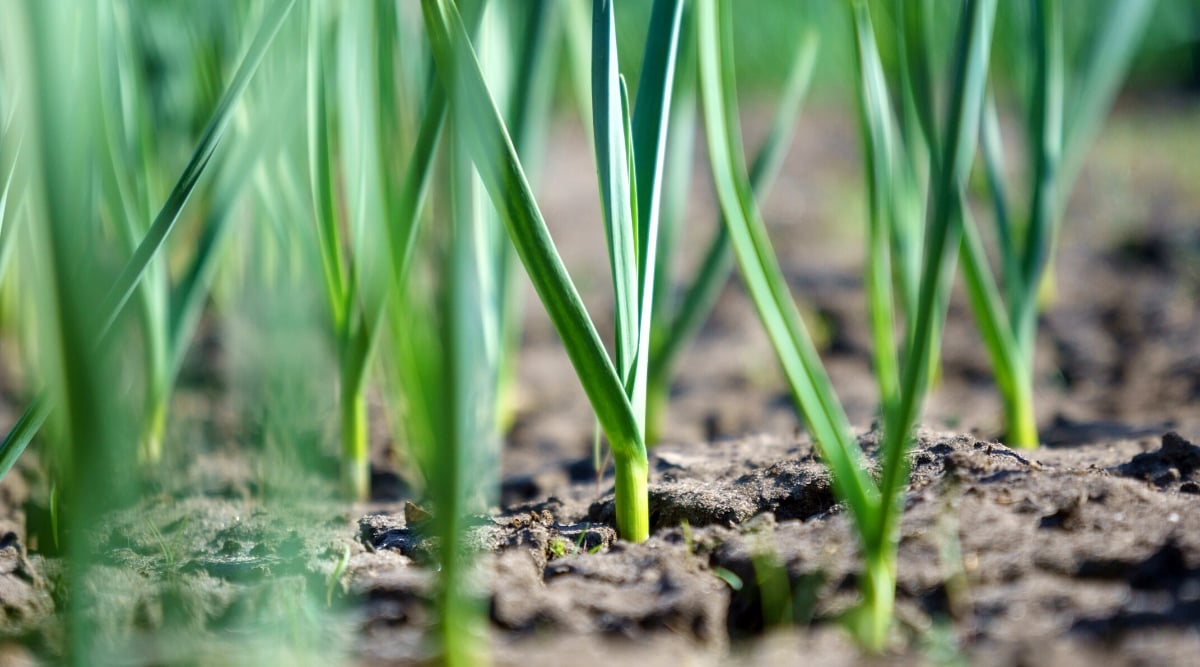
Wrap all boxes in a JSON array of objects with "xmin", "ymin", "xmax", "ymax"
[
  {"xmin": 697, "ymin": 0, "xmax": 997, "ymax": 649},
  {"xmin": 957, "ymin": 0, "xmax": 1156, "ymax": 448},
  {"xmin": 306, "ymin": 0, "xmax": 447, "ymax": 500},
  {"xmin": 421, "ymin": 0, "xmax": 685, "ymax": 542}
]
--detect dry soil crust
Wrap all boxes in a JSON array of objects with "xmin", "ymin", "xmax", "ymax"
[
  {"xmin": 2, "ymin": 428, "xmax": 1197, "ymax": 665},
  {"xmin": 350, "ymin": 428, "xmax": 1200, "ymax": 666}
]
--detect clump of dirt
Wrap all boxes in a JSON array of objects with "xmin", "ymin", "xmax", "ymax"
[{"xmin": 1116, "ymin": 431, "xmax": 1200, "ymax": 492}]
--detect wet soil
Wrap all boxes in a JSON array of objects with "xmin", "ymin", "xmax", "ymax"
[{"xmin": 1, "ymin": 99, "xmax": 1199, "ymax": 664}]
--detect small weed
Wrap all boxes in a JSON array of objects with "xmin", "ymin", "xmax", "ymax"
[
  {"xmin": 549, "ymin": 538, "xmax": 570, "ymax": 559},
  {"xmin": 325, "ymin": 543, "xmax": 352, "ymax": 608}
]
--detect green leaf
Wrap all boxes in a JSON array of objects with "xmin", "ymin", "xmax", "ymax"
[
  {"xmin": 306, "ymin": 0, "xmax": 349, "ymax": 333},
  {"xmin": 849, "ymin": 0, "xmax": 902, "ymax": 413},
  {"xmin": 626, "ymin": 0, "xmax": 685, "ymax": 424},
  {"xmin": 876, "ymin": 0, "xmax": 998, "ymax": 545},
  {"xmin": 697, "ymin": 0, "xmax": 880, "ymax": 535},
  {"xmin": 99, "ymin": 0, "xmax": 297, "ymax": 336},
  {"xmin": 591, "ymin": 0, "xmax": 639, "ymax": 395},
  {"xmin": 420, "ymin": 0, "xmax": 647, "ymax": 540},
  {"xmin": 1060, "ymin": 0, "xmax": 1155, "ymax": 189}
]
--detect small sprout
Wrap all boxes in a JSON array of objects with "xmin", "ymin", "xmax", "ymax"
[
  {"xmin": 325, "ymin": 543, "xmax": 352, "ymax": 608},
  {"xmin": 574, "ymin": 523, "xmax": 591, "ymax": 552},
  {"xmin": 549, "ymin": 538, "xmax": 570, "ymax": 559},
  {"xmin": 144, "ymin": 518, "xmax": 175, "ymax": 570},
  {"xmin": 680, "ymin": 519, "xmax": 693, "ymax": 554}
]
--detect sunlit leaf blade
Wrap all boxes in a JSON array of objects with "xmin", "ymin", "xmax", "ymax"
[
  {"xmin": 876, "ymin": 0, "xmax": 998, "ymax": 533},
  {"xmin": 0, "ymin": 95, "xmax": 19, "ymax": 264},
  {"xmin": 626, "ymin": 0, "xmax": 684, "ymax": 425},
  {"xmin": 419, "ymin": 0, "xmax": 644, "ymax": 477},
  {"xmin": 0, "ymin": 393, "xmax": 49, "ymax": 480},
  {"xmin": 168, "ymin": 79, "xmax": 302, "ymax": 377},
  {"xmin": 696, "ymin": 0, "xmax": 880, "ymax": 533},
  {"xmin": 898, "ymin": 0, "xmax": 939, "ymax": 159},
  {"xmin": 1013, "ymin": 0, "xmax": 1063, "ymax": 354},
  {"xmin": 979, "ymin": 93, "xmax": 1018, "ymax": 299},
  {"xmin": 849, "ymin": 0, "xmax": 902, "ymax": 413},
  {"xmin": 0, "ymin": 138, "xmax": 17, "ymax": 279},
  {"xmin": 388, "ymin": 86, "xmax": 447, "ymax": 293},
  {"xmin": 1061, "ymin": 0, "xmax": 1156, "ymax": 187},
  {"xmin": 307, "ymin": 0, "xmax": 348, "ymax": 332},
  {"xmin": 958, "ymin": 205, "xmax": 1019, "ymax": 400},
  {"xmin": 591, "ymin": 0, "xmax": 639, "ymax": 397}
]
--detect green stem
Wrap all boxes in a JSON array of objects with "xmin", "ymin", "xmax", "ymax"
[
  {"xmin": 139, "ymin": 395, "xmax": 167, "ymax": 465},
  {"xmin": 340, "ymin": 381, "xmax": 369, "ymax": 501},
  {"xmin": 848, "ymin": 553, "xmax": 896, "ymax": 652},
  {"xmin": 614, "ymin": 453, "xmax": 649, "ymax": 542},
  {"xmin": 1003, "ymin": 369, "xmax": 1039, "ymax": 448},
  {"xmin": 438, "ymin": 548, "xmax": 483, "ymax": 667}
]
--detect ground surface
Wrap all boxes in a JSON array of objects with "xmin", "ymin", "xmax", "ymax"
[{"xmin": 1, "ymin": 98, "xmax": 1200, "ymax": 664}]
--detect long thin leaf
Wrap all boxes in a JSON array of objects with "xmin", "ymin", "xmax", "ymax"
[
  {"xmin": 1060, "ymin": 0, "xmax": 1156, "ymax": 189},
  {"xmin": 307, "ymin": 0, "xmax": 349, "ymax": 332},
  {"xmin": 876, "ymin": 0, "xmax": 998, "ymax": 548},
  {"xmin": 99, "ymin": 0, "xmax": 296, "ymax": 336},
  {"xmin": 697, "ymin": 0, "xmax": 881, "ymax": 536},
  {"xmin": 420, "ymin": 0, "xmax": 643, "ymax": 467},
  {"xmin": 626, "ymin": 0, "xmax": 685, "ymax": 426},
  {"xmin": 1013, "ymin": 0, "xmax": 1063, "ymax": 358},
  {"xmin": 849, "ymin": 0, "xmax": 902, "ymax": 413},
  {"xmin": 591, "ymin": 0, "xmax": 639, "ymax": 395}
]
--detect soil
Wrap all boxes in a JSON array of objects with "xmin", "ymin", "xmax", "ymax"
[{"xmin": 1, "ymin": 98, "xmax": 1200, "ymax": 665}]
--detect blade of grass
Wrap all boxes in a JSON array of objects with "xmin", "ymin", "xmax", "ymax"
[
  {"xmin": 100, "ymin": 0, "xmax": 296, "ymax": 336},
  {"xmin": 494, "ymin": 0, "xmax": 559, "ymax": 431},
  {"xmin": 1060, "ymin": 0, "xmax": 1156, "ymax": 192},
  {"xmin": 306, "ymin": 0, "xmax": 349, "ymax": 335},
  {"xmin": 168, "ymin": 82, "xmax": 302, "ymax": 379},
  {"xmin": 0, "ymin": 92, "xmax": 20, "ymax": 271},
  {"xmin": 94, "ymin": 0, "xmax": 173, "ymax": 464},
  {"xmin": 979, "ymin": 92, "xmax": 1019, "ymax": 303},
  {"xmin": 1034, "ymin": 0, "xmax": 1154, "ymax": 310},
  {"xmin": 1012, "ymin": 0, "xmax": 1063, "ymax": 360}
]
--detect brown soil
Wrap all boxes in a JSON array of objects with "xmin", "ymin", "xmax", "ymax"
[{"xmin": 1, "ymin": 99, "xmax": 1200, "ymax": 664}]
